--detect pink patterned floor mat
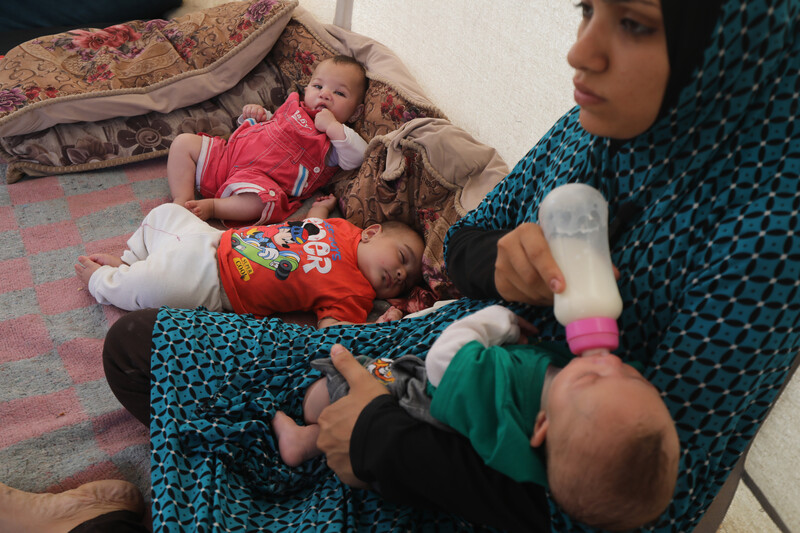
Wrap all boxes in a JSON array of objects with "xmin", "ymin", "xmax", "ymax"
[{"xmin": 0, "ymin": 158, "xmax": 170, "ymax": 508}]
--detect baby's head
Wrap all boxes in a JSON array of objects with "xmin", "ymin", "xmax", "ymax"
[
  {"xmin": 356, "ymin": 221, "xmax": 424, "ymax": 299},
  {"xmin": 304, "ymin": 55, "xmax": 367, "ymax": 124},
  {"xmin": 533, "ymin": 353, "xmax": 680, "ymax": 531}
]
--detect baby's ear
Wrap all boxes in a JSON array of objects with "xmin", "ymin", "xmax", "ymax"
[
  {"xmin": 361, "ymin": 223, "xmax": 382, "ymax": 242},
  {"xmin": 530, "ymin": 410, "xmax": 548, "ymax": 448}
]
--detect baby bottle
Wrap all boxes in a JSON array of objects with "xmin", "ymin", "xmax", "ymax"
[{"xmin": 538, "ymin": 183, "xmax": 623, "ymax": 356}]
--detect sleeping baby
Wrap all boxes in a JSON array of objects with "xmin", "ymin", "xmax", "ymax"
[{"xmin": 75, "ymin": 194, "xmax": 423, "ymax": 328}]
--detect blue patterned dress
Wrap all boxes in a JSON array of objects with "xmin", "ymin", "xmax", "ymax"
[{"xmin": 150, "ymin": 0, "xmax": 800, "ymax": 531}]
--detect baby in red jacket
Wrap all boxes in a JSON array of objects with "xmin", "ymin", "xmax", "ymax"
[{"xmin": 167, "ymin": 55, "xmax": 368, "ymax": 225}]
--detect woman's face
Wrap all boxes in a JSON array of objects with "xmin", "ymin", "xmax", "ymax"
[{"xmin": 567, "ymin": 0, "xmax": 670, "ymax": 139}]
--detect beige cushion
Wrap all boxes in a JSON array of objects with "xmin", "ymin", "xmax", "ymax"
[{"xmin": 0, "ymin": 0, "xmax": 297, "ymax": 139}]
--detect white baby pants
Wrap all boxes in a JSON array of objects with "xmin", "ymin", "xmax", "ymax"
[{"xmin": 88, "ymin": 203, "xmax": 227, "ymax": 311}]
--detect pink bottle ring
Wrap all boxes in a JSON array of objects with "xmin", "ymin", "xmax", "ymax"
[{"xmin": 565, "ymin": 317, "xmax": 619, "ymax": 355}]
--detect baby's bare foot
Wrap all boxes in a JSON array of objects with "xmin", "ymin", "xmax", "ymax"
[
  {"xmin": 185, "ymin": 199, "xmax": 215, "ymax": 220},
  {"xmin": 271, "ymin": 411, "xmax": 321, "ymax": 467},
  {"xmin": 74, "ymin": 256, "xmax": 104, "ymax": 285},
  {"xmin": 0, "ymin": 480, "xmax": 144, "ymax": 533}
]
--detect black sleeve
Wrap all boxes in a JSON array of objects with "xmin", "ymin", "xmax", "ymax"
[
  {"xmin": 445, "ymin": 225, "xmax": 509, "ymax": 299},
  {"xmin": 351, "ymin": 395, "xmax": 550, "ymax": 533}
]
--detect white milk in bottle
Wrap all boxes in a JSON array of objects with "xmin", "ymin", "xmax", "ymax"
[{"xmin": 538, "ymin": 183, "xmax": 623, "ymax": 355}]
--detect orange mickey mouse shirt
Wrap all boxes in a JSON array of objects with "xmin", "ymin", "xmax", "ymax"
[{"xmin": 217, "ymin": 217, "xmax": 376, "ymax": 323}]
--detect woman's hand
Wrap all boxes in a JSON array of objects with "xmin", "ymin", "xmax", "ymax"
[
  {"xmin": 316, "ymin": 344, "xmax": 389, "ymax": 488},
  {"xmin": 494, "ymin": 222, "xmax": 564, "ymax": 306}
]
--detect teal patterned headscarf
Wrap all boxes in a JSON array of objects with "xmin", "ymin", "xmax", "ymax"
[{"xmin": 451, "ymin": 0, "xmax": 800, "ymax": 530}]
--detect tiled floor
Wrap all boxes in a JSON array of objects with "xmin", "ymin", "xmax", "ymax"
[
  {"xmin": 719, "ymin": 483, "xmax": 781, "ymax": 532},
  {"xmin": 718, "ymin": 365, "xmax": 799, "ymax": 532}
]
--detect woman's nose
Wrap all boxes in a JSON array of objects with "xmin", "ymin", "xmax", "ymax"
[{"xmin": 567, "ymin": 19, "xmax": 608, "ymax": 73}]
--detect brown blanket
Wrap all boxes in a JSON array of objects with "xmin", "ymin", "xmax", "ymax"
[{"xmin": 333, "ymin": 117, "xmax": 508, "ymax": 308}]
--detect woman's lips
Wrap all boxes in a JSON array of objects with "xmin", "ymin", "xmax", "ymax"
[{"xmin": 573, "ymin": 82, "xmax": 604, "ymax": 106}]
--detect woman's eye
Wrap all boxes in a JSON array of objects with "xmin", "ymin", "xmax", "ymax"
[
  {"xmin": 621, "ymin": 18, "xmax": 655, "ymax": 36},
  {"xmin": 574, "ymin": 2, "xmax": 592, "ymax": 19}
]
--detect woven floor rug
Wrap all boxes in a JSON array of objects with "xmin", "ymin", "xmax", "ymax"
[{"xmin": 0, "ymin": 158, "xmax": 172, "ymax": 512}]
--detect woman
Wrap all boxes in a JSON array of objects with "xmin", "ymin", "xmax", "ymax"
[{"xmin": 5, "ymin": 0, "xmax": 798, "ymax": 531}]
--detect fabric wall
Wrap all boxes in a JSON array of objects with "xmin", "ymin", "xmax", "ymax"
[{"xmin": 301, "ymin": 0, "xmax": 577, "ymax": 168}]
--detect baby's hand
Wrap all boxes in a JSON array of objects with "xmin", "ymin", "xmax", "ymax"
[
  {"xmin": 314, "ymin": 109, "xmax": 341, "ymax": 135},
  {"xmin": 515, "ymin": 316, "xmax": 539, "ymax": 344},
  {"xmin": 242, "ymin": 104, "xmax": 269, "ymax": 122},
  {"xmin": 312, "ymin": 194, "xmax": 338, "ymax": 211},
  {"xmin": 376, "ymin": 306, "xmax": 404, "ymax": 323}
]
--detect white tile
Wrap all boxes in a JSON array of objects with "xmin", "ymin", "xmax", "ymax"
[
  {"xmin": 745, "ymin": 371, "xmax": 800, "ymax": 531},
  {"xmin": 717, "ymin": 482, "xmax": 781, "ymax": 533}
]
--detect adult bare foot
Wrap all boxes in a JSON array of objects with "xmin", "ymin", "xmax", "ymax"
[
  {"xmin": 74, "ymin": 256, "xmax": 104, "ymax": 285},
  {"xmin": 271, "ymin": 411, "xmax": 321, "ymax": 467},
  {"xmin": 185, "ymin": 199, "xmax": 215, "ymax": 220},
  {"xmin": 0, "ymin": 480, "xmax": 144, "ymax": 533}
]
